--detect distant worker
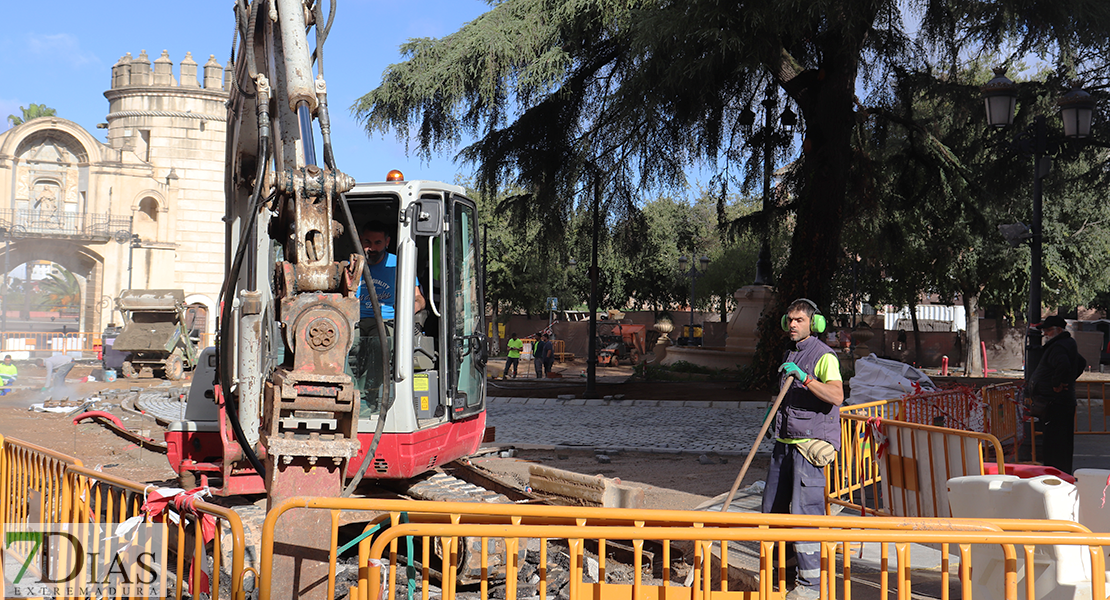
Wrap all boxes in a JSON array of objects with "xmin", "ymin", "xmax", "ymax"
[
  {"xmin": 762, "ymin": 299, "xmax": 843, "ymax": 600},
  {"xmin": 41, "ymin": 354, "xmax": 75, "ymax": 391},
  {"xmin": 539, "ymin": 333, "xmax": 555, "ymax": 376},
  {"xmin": 0, "ymin": 355, "xmax": 17, "ymax": 396},
  {"xmin": 504, "ymin": 333, "xmax": 523, "ymax": 379},
  {"xmin": 1027, "ymin": 315, "xmax": 1086, "ymax": 474},
  {"xmin": 352, "ymin": 220, "xmax": 426, "ymax": 413},
  {"xmin": 532, "ymin": 335, "xmax": 548, "ymax": 379}
]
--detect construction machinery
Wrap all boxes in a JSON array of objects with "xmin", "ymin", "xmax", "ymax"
[
  {"xmin": 596, "ymin": 321, "xmax": 647, "ymax": 366},
  {"xmin": 112, "ymin": 289, "xmax": 198, "ymax": 380},
  {"xmin": 161, "ymin": 1, "xmax": 487, "ymax": 595}
]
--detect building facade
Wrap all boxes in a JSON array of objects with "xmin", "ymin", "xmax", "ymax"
[{"xmin": 0, "ymin": 50, "xmax": 229, "ymax": 343}]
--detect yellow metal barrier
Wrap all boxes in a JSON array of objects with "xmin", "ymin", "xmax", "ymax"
[
  {"xmin": 981, "ymin": 382, "xmax": 1023, "ymax": 460},
  {"xmin": 66, "ymin": 465, "xmax": 249, "ymax": 600},
  {"xmin": 831, "ymin": 415, "xmax": 1005, "ymax": 517},
  {"xmin": 1075, "ymin": 381, "xmax": 1110, "ymax": 435},
  {"xmin": 830, "ymin": 400, "xmax": 904, "ymax": 517},
  {"xmin": 257, "ymin": 496, "xmax": 1107, "ymax": 600},
  {"xmin": 0, "ymin": 436, "xmax": 82, "ymax": 528},
  {"xmin": 0, "ymin": 437, "xmax": 247, "ymax": 600},
  {"xmin": 839, "ymin": 398, "xmax": 902, "ymax": 419},
  {"xmin": 362, "ymin": 523, "xmax": 1107, "ymax": 600}
]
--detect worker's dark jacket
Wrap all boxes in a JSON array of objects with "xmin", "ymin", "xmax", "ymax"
[
  {"xmin": 773, "ymin": 335, "xmax": 841, "ymax": 449},
  {"xmin": 1029, "ymin": 331, "xmax": 1086, "ymax": 409}
]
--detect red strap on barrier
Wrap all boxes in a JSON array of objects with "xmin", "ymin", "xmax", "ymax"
[
  {"xmin": 140, "ymin": 487, "xmax": 218, "ymax": 544},
  {"xmin": 865, "ymin": 416, "xmax": 888, "ymax": 460}
]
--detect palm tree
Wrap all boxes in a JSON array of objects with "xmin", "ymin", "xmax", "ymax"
[
  {"xmin": 6, "ymin": 104, "xmax": 57, "ymax": 128},
  {"xmin": 35, "ymin": 266, "xmax": 80, "ymax": 314}
]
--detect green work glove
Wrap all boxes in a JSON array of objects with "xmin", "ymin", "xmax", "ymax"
[{"xmin": 778, "ymin": 362, "xmax": 808, "ymax": 384}]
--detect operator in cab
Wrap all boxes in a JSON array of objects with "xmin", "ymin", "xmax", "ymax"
[
  {"xmin": 762, "ymin": 298, "xmax": 844, "ymax": 600},
  {"xmin": 351, "ymin": 220, "xmax": 425, "ymax": 415}
]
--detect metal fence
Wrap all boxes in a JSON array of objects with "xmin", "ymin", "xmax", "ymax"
[
  {"xmin": 0, "ymin": 435, "xmax": 248, "ymax": 600},
  {"xmin": 257, "ymin": 496, "xmax": 1110, "ymax": 600},
  {"xmin": 829, "ymin": 412, "xmax": 1005, "ymax": 518},
  {"xmin": 0, "ymin": 330, "xmax": 101, "ymax": 359},
  {"xmin": 0, "ymin": 330, "xmax": 214, "ymax": 360},
  {"xmin": 1075, "ymin": 381, "xmax": 1110, "ymax": 435},
  {"xmin": 0, "ymin": 207, "xmax": 131, "ymax": 241}
]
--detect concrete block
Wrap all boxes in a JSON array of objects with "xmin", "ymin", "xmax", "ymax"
[{"xmin": 528, "ymin": 464, "xmax": 644, "ymax": 509}]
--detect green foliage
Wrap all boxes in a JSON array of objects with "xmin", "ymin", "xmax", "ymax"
[
  {"xmin": 6, "ymin": 104, "xmax": 56, "ymax": 127},
  {"xmin": 361, "ymin": 0, "xmax": 1110, "ymax": 386}
]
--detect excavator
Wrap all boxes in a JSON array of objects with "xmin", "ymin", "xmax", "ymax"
[{"xmin": 161, "ymin": 0, "xmax": 488, "ymax": 595}]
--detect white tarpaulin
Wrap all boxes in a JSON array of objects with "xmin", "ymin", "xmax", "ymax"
[{"xmin": 847, "ymin": 353, "xmax": 936, "ymax": 405}]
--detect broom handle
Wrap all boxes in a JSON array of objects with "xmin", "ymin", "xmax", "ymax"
[{"xmin": 719, "ymin": 375, "xmax": 793, "ymax": 512}]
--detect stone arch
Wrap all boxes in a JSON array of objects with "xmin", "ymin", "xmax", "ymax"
[
  {"xmin": 131, "ymin": 190, "xmax": 168, "ymax": 241},
  {"xmin": 134, "ymin": 196, "xmax": 160, "ymax": 239},
  {"xmin": 0, "ymin": 117, "xmax": 103, "ymax": 165},
  {"xmin": 0, "ymin": 239, "xmax": 104, "ymax": 334},
  {"xmin": 4, "ymin": 119, "xmax": 105, "ymax": 215}
]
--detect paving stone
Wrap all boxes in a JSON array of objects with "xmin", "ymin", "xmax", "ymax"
[{"xmin": 487, "ymin": 396, "xmax": 776, "ymax": 455}]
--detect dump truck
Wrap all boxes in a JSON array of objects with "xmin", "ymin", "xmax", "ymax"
[{"xmin": 112, "ymin": 289, "xmax": 198, "ymax": 380}]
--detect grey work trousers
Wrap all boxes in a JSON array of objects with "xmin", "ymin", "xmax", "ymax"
[{"xmin": 762, "ymin": 441, "xmax": 827, "ymax": 590}]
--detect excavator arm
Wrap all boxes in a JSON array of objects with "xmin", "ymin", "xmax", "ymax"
[{"xmin": 222, "ymin": 1, "xmax": 369, "ymax": 595}]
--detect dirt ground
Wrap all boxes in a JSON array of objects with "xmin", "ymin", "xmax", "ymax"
[
  {"xmin": 465, "ymin": 447, "xmax": 764, "ymax": 511},
  {"xmin": 0, "ymin": 359, "xmax": 766, "ymax": 511}
]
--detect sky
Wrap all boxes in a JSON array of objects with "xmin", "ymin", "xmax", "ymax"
[{"xmin": 0, "ymin": 0, "xmax": 491, "ymax": 185}]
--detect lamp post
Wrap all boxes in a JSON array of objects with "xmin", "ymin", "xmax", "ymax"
[
  {"xmin": 584, "ymin": 176, "xmax": 602, "ymax": 398},
  {"xmin": 127, "ymin": 234, "xmax": 141, "ymax": 290},
  {"xmin": 740, "ymin": 88, "xmax": 796, "ymax": 286},
  {"xmin": 981, "ymin": 68, "xmax": 1095, "ymax": 380},
  {"xmin": 0, "ymin": 226, "xmax": 8, "ymax": 334},
  {"xmin": 679, "ymin": 255, "xmax": 710, "ymax": 345}
]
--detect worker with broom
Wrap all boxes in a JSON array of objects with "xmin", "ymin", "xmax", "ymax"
[{"xmin": 762, "ymin": 298, "xmax": 844, "ymax": 600}]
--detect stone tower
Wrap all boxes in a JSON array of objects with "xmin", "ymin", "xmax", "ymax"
[{"xmin": 103, "ymin": 50, "xmax": 229, "ymax": 319}]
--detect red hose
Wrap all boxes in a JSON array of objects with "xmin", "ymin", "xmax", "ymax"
[{"xmin": 73, "ymin": 410, "xmax": 124, "ymax": 428}]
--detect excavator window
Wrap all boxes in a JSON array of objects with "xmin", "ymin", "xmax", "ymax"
[{"xmin": 336, "ymin": 195, "xmax": 401, "ymax": 418}]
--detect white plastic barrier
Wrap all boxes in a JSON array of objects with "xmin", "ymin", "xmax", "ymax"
[
  {"xmin": 877, "ymin": 420, "xmax": 988, "ymax": 517},
  {"xmin": 1075, "ymin": 469, "xmax": 1110, "ymax": 568},
  {"xmin": 2, "ymin": 338, "xmax": 33, "ymax": 360},
  {"xmin": 947, "ymin": 474, "xmax": 1090, "ymax": 600}
]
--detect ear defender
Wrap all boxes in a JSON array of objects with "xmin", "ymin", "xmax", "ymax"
[
  {"xmin": 782, "ymin": 298, "xmax": 827, "ymax": 334},
  {"xmin": 810, "ymin": 313, "xmax": 827, "ymax": 334}
]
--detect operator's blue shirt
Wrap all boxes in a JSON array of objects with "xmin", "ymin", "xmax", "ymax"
[{"xmin": 358, "ymin": 254, "xmax": 421, "ymax": 320}]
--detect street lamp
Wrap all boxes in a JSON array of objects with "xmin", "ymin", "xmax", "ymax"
[
  {"xmin": 981, "ymin": 68, "xmax": 1094, "ymax": 380},
  {"xmin": 0, "ymin": 226, "xmax": 9, "ymax": 334},
  {"xmin": 127, "ymin": 234, "xmax": 142, "ymax": 290},
  {"xmin": 679, "ymin": 255, "xmax": 710, "ymax": 345},
  {"xmin": 740, "ymin": 87, "xmax": 796, "ymax": 286}
]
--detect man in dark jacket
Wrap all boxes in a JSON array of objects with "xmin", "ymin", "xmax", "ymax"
[{"xmin": 1028, "ymin": 314, "xmax": 1086, "ymax": 474}]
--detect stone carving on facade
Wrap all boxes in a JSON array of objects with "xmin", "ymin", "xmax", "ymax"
[
  {"xmin": 32, "ymin": 182, "xmax": 62, "ymax": 225},
  {"xmin": 65, "ymin": 166, "xmax": 79, "ymax": 206},
  {"xmin": 14, "ymin": 168, "xmax": 30, "ymax": 201}
]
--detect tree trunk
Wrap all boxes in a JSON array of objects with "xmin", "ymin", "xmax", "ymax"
[
  {"xmin": 909, "ymin": 302, "xmax": 923, "ymax": 366},
  {"xmin": 751, "ymin": 40, "xmax": 865, "ymax": 386},
  {"xmin": 963, "ymin": 292, "xmax": 982, "ymax": 377}
]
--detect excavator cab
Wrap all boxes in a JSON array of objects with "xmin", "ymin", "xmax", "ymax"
[{"xmin": 333, "ymin": 177, "xmax": 488, "ymax": 478}]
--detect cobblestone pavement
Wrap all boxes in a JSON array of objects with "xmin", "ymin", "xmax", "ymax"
[
  {"xmin": 487, "ymin": 397, "xmax": 776, "ymax": 455},
  {"xmin": 135, "ymin": 392, "xmax": 777, "ymax": 455}
]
